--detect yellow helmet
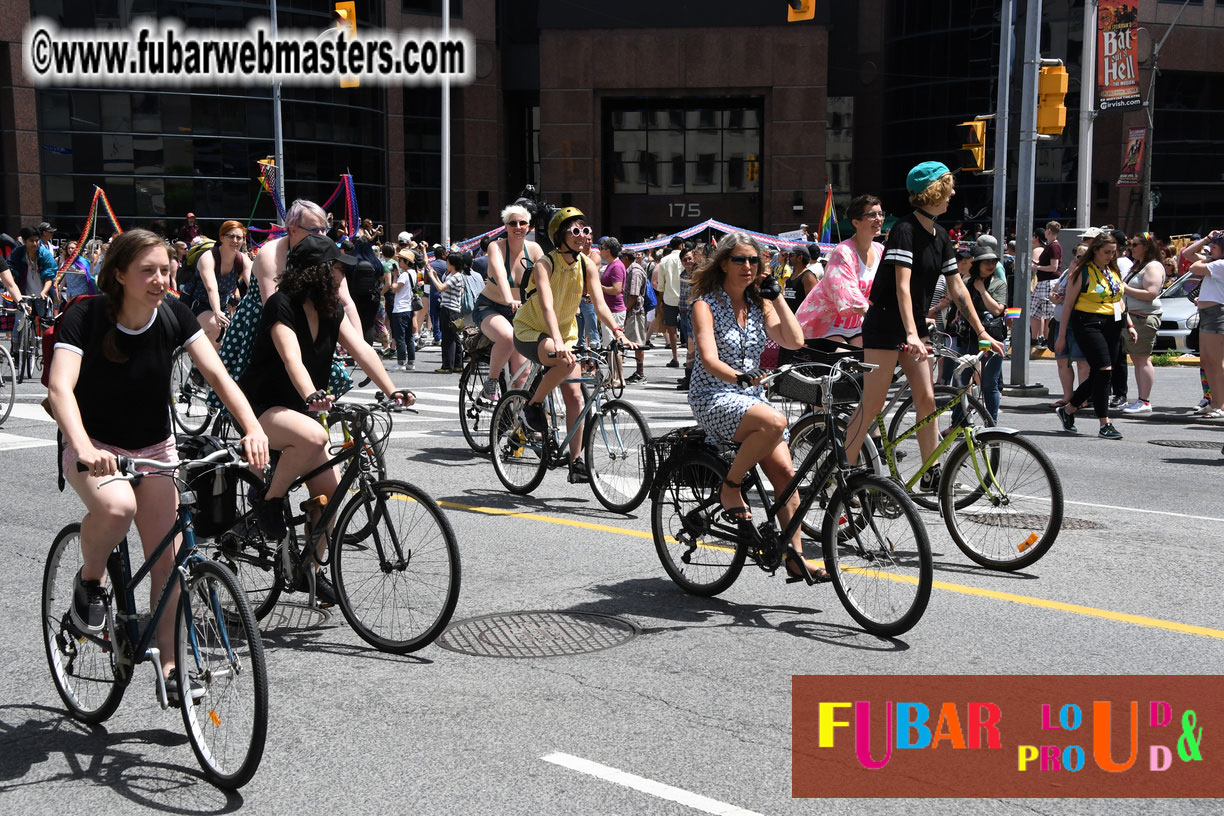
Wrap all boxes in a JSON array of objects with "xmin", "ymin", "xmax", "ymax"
[{"xmin": 548, "ymin": 206, "xmax": 586, "ymax": 243}]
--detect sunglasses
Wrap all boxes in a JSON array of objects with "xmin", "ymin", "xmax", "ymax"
[
  {"xmin": 729, "ymin": 255, "xmax": 760, "ymax": 267},
  {"xmin": 507, "ymin": 220, "xmax": 530, "ymax": 228},
  {"xmin": 568, "ymin": 225, "xmax": 593, "ymax": 237},
  {"xmin": 299, "ymin": 226, "xmax": 328, "ymax": 235}
]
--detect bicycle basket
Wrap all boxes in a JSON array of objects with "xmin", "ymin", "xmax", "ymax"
[
  {"xmin": 645, "ymin": 425, "xmax": 708, "ymax": 469},
  {"xmin": 176, "ymin": 434, "xmax": 239, "ymax": 539},
  {"xmin": 772, "ymin": 338, "xmax": 863, "ymax": 406}
]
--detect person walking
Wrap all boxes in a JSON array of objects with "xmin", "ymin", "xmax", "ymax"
[{"xmin": 1119, "ymin": 232, "xmax": 1165, "ymax": 415}]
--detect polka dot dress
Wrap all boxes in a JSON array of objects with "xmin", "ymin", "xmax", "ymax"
[{"xmin": 688, "ymin": 291, "xmax": 787, "ymax": 445}]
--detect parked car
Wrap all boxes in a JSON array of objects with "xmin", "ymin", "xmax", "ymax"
[{"xmin": 1154, "ymin": 272, "xmax": 1200, "ymax": 354}]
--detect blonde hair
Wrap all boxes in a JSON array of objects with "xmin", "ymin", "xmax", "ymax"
[
  {"xmin": 500, "ymin": 204, "xmax": 531, "ymax": 225},
  {"xmin": 909, "ymin": 173, "xmax": 955, "ymax": 208}
]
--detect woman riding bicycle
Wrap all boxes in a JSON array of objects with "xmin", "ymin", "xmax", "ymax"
[
  {"xmin": 841, "ymin": 162, "xmax": 1005, "ymax": 489},
  {"xmin": 47, "ymin": 229, "xmax": 269, "ymax": 703},
  {"xmin": 185, "ymin": 220, "xmax": 251, "ymax": 345},
  {"xmin": 512, "ymin": 207, "xmax": 632, "ymax": 484},
  {"xmin": 687, "ymin": 232, "xmax": 820, "ymax": 579},
  {"xmin": 239, "ymin": 234, "xmax": 413, "ymax": 604},
  {"xmin": 477, "ymin": 203, "xmax": 544, "ymax": 402}
]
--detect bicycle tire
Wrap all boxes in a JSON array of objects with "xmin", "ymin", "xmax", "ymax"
[
  {"xmin": 489, "ymin": 389, "xmax": 549, "ymax": 495},
  {"xmin": 42, "ymin": 524, "xmax": 130, "ymax": 724},
  {"xmin": 650, "ymin": 451, "xmax": 747, "ymax": 596},
  {"xmin": 585, "ymin": 398, "xmax": 652, "ymax": 513},
  {"xmin": 458, "ymin": 354, "xmax": 500, "ymax": 454},
  {"xmin": 940, "ymin": 430, "xmax": 1063, "ymax": 571},
  {"xmin": 176, "ymin": 559, "xmax": 268, "ymax": 788},
  {"xmin": 822, "ymin": 473, "xmax": 932, "ymax": 637},
  {"xmin": 170, "ymin": 347, "xmax": 214, "ymax": 435},
  {"xmin": 885, "ymin": 384, "xmax": 994, "ymax": 510},
  {"xmin": 789, "ymin": 412, "xmax": 883, "ymax": 539},
  {"xmin": 0, "ymin": 345, "xmax": 15, "ymax": 425},
  {"xmin": 210, "ymin": 410, "xmax": 241, "ymax": 443},
  {"xmin": 203, "ymin": 469, "xmax": 284, "ymax": 621},
  {"xmin": 603, "ymin": 350, "xmax": 625, "ymax": 400},
  {"xmin": 331, "ymin": 479, "xmax": 461, "ymax": 653}
]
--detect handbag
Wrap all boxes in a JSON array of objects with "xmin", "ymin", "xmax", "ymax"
[{"xmin": 410, "ymin": 294, "xmax": 423, "ymax": 312}]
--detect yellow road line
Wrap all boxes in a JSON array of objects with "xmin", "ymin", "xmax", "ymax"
[{"xmin": 438, "ymin": 498, "xmax": 1224, "ymax": 641}]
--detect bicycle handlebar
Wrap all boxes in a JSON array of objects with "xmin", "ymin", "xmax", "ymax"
[{"xmin": 79, "ymin": 443, "xmax": 250, "ymax": 486}]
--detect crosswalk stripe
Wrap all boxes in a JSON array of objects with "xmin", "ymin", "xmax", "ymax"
[{"xmin": 0, "ymin": 431, "xmax": 56, "ymax": 451}]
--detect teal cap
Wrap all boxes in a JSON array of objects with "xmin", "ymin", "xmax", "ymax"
[{"xmin": 906, "ymin": 161, "xmax": 952, "ymax": 195}]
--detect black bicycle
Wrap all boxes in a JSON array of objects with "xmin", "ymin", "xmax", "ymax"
[
  {"xmin": 209, "ymin": 397, "xmax": 461, "ymax": 653},
  {"xmin": 649, "ymin": 358, "xmax": 933, "ymax": 637},
  {"xmin": 42, "ymin": 444, "xmax": 268, "ymax": 788}
]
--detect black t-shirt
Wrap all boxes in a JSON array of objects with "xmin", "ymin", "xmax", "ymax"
[
  {"xmin": 56, "ymin": 297, "xmax": 203, "ymax": 448},
  {"xmin": 1035, "ymin": 243, "xmax": 1062, "ymax": 281},
  {"xmin": 864, "ymin": 213, "xmax": 957, "ymax": 339},
  {"xmin": 240, "ymin": 291, "xmax": 342, "ymax": 414}
]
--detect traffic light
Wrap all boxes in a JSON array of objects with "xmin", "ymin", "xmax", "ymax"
[
  {"xmin": 1037, "ymin": 65, "xmax": 1068, "ymax": 135},
  {"xmin": 956, "ymin": 120, "xmax": 987, "ymax": 173},
  {"xmin": 787, "ymin": 0, "xmax": 816, "ymax": 22}
]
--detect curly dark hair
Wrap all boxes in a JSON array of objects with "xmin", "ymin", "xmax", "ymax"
[{"xmin": 278, "ymin": 259, "xmax": 340, "ymax": 318}]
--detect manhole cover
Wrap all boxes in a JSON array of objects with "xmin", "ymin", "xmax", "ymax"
[
  {"xmin": 963, "ymin": 513, "xmax": 1102, "ymax": 530},
  {"xmin": 262, "ymin": 601, "xmax": 332, "ymax": 630},
  {"xmin": 436, "ymin": 611, "xmax": 639, "ymax": 658},
  {"xmin": 1149, "ymin": 439, "xmax": 1222, "ymax": 450}
]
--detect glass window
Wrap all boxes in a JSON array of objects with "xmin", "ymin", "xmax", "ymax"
[
  {"xmin": 71, "ymin": 93, "xmax": 100, "ymax": 131},
  {"xmin": 99, "ymin": 134, "xmax": 132, "ymax": 173},
  {"xmin": 100, "ymin": 93, "xmax": 132, "ymax": 132},
  {"xmin": 164, "ymin": 137, "xmax": 194, "ymax": 175},
  {"xmin": 612, "ymin": 130, "xmax": 647, "ymax": 163},
  {"xmin": 133, "ymin": 136, "xmax": 163, "ymax": 174},
  {"xmin": 190, "ymin": 96, "xmax": 217, "ymax": 136},
  {"xmin": 132, "ymin": 94, "xmax": 160, "ymax": 133},
  {"xmin": 39, "ymin": 91, "xmax": 71, "ymax": 131}
]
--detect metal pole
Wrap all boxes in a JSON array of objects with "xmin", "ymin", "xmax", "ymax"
[
  {"xmin": 270, "ymin": 0, "xmax": 285, "ymax": 219},
  {"xmin": 1077, "ymin": 0, "xmax": 1096, "ymax": 227},
  {"xmin": 991, "ymin": 0, "xmax": 1015, "ymax": 242},
  {"xmin": 441, "ymin": 0, "xmax": 451, "ymax": 247},
  {"xmin": 1008, "ymin": 0, "xmax": 1042, "ymax": 389},
  {"xmin": 1140, "ymin": 0, "xmax": 1192, "ymax": 233}
]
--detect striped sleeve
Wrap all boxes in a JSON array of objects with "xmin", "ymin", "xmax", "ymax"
[{"xmin": 881, "ymin": 219, "xmax": 914, "ymax": 268}]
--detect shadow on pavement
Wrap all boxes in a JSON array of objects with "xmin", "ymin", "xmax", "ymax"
[
  {"xmin": 398, "ymin": 446, "xmax": 488, "ymax": 465},
  {"xmin": 929, "ymin": 557, "xmax": 1039, "ymax": 580},
  {"xmin": 1160, "ymin": 456, "xmax": 1224, "ymax": 466},
  {"xmin": 559, "ymin": 576, "xmax": 912, "ymax": 652},
  {"xmin": 440, "ymin": 488, "xmax": 644, "ymax": 523},
  {"xmin": 0, "ymin": 703, "xmax": 242, "ymax": 812},
  {"xmin": 257, "ymin": 624, "xmax": 433, "ymax": 665}
]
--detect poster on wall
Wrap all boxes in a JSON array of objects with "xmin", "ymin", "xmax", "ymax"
[
  {"xmin": 1097, "ymin": 1, "xmax": 1143, "ymax": 113},
  {"xmin": 1117, "ymin": 127, "xmax": 1146, "ymax": 186}
]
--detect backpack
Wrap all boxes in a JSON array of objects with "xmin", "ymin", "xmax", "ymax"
[
  {"xmin": 458, "ymin": 272, "xmax": 478, "ymax": 316},
  {"xmin": 642, "ymin": 274, "xmax": 658, "ymax": 312},
  {"xmin": 176, "ymin": 239, "xmax": 216, "ymax": 291},
  {"xmin": 177, "ymin": 434, "xmax": 238, "ymax": 538}
]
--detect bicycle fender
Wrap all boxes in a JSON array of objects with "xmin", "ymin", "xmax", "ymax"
[{"xmin": 977, "ymin": 426, "xmax": 1021, "ymax": 437}]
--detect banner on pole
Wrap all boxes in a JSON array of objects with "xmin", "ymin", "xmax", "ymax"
[
  {"xmin": 1097, "ymin": 1, "xmax": 1143, "ymax": 113},
  {"xmin": 1116, "ymin": 126, "xmax": 1146, "ymax": 187}
]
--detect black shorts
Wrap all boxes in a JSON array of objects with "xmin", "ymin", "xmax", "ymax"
[
  {"xmin": 861, "ymin": 309, "xmax": 925, "ymax": 351},
  {"xmin": 514, "ymin": 332, "xmax": 548, "ymax": 364},
  {"xmin": 472, "ymin": 294, "xmax": 514, "ymax": 327},
  {"xmin": 661, "ymin": 303, "xmax": 680, "ymax": 327}
]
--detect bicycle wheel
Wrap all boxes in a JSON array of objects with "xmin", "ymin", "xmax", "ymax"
[
  {"xmin": 822, "ymin": 473, "xmax": 932, "ymax": 637},
  {"xmin": 0, "ymin": 345, "xmax": 15, "ymax": 425},
  {"xmin": 790, "ymin": 412, "xmax": 883, "ymax": 539},
  {"xmin": 42, "ymin": 524, "xmax": 129, "ymax": 723},
  {"xmin": 650, "ymin": 451, "xmax": 747, "ymax": 596},
  {"xmin": 176, "ymin": 559, "xmax": 268, "ymax": 789},
  {"xmin": 885, "ymin": 384, "xmax": 994, "ymax": 510},
  {"xmin": 585, "ymin": 398, "xmax": 652, "ymax": 513},
  {"xmin": 170, "ymin": 347, "xmax": 214, "ymax": 435},
  {"xmin": 331, "ymin": 479, "xmax": 461, "ymax": 653},
  {"xmin": 489, "ymin": 389, "xmax": 549, "ymax": 495},
  {"xmin": 210, "ymin": 410, "xmax": 242, "ymax": 443},
  {"xmin": 941, "ymin": 430, "xmax": 1063, "ymax": 571},
  {"xmin": 13, "ymin": 319, "xmax": 28, "ymax": 384},
  {"xmin": 458, "ymin": 354, "xmax": 499, "ymax": 454},
  {"xmin": 204, "ymin": 470, "xmax": 283, "ymax": 621}
]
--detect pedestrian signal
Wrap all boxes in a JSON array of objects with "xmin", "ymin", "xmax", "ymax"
[
  {"xmin": 1037, "ymin": 66, "xmax": 1068, "ymax": 136},
  {"xmin": 956, "ymin": 120, "xmax": 987, "ymax": 173},
  {"xmin": 787, "ymin": 0, "xmax": 816, "ymax": 22}
]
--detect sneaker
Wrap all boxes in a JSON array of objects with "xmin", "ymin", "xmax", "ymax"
[
  {"xmin": 641, "ymin": 342, "xmax": 656, "ymax": 350},
  {"xmin": 521, "ymin": 401, "xmax": 548, "ymax": 434},
  {"xmin": 380, "ymin": 347, "xmax": 397, "ymax": 359},
  {"xmin": 1109, "ymin": 395, "xmax": 1126, "ymax": 409},
  {"xmin": 295, "ymin": 569, "xmax": 337, "ymax": 606},
  {"xmin": 70, "ymin": 570, "xmax": 107, "ymax": 634},
  {"xmin": 1120, "ymin": 399, "xmax": 1152, "ymax": 415},
  {"xmin": 568, "ymin": 456, "xmax": 590, "ymax": 484},
  {"xmin": 1098, "ymin": 423, "xmax": 1123, "ymax": 440},
  {"xmin": 665, "ymin": 359, "xmax": 680, "ymax": 368},
  {"xmin": 478, "ymin": 379, "xmax": 500, "ymax": 405},
  {"xmin": 255, "ymin": 495, "xmax": 287, "ymax": 540},
  {"xmin": 1035, "ymin": 335, "xmax": 1046, "ymax": 349},
  {"xmin": 1193, "ymin": 397, "xmax": 1211, "ymax": 414},
  {"xmin": 626, "ymin": 372, "xmax": 646, "ymax": 384},
  {"xmin": 434, "ymin": 367, "xmax": 451, "ymax": 374},
  {"xmin": 164, "ymin": 668, "xmax": 206, "ymax": 706},
  {"xmin": 919, "ymin": 465, "xmax": 941, "ymax": 493},
  {"xmin": 404, "ymin": 361, "xmax": 415, "ymax": 370},
  {"xmin": 1056, "ymin": 405, "xmax": 1077, "ymax": 433}
]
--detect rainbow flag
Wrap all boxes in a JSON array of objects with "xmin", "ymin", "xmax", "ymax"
[
  {"xmin": 818, "ymin": 185, "xmax": 834, "ymax": 243},
  {"xmin": 1004, "ymin": 306, "xmax": 1023, "ymax": 320}
]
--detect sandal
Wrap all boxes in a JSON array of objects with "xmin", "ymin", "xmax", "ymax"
[
  {"xmin": 718, "ymin": 477, "xmax": 752, "ymax": 524},
  {"xmin": 783, "ymin": 548, "xmax": 831, "ymax": 585}
]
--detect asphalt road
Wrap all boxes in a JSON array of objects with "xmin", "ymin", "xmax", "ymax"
[{"xmin": 2, "ymin": 350, "xmax": 1221, "ymax": 815}]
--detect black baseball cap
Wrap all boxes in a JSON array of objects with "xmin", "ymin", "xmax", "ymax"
[
  {"xmin": 789, "ymin": 245, "xmax": 810, "ymax": 261},
  {"xmin": 37, "ymin": 221, "xmax": 56, "ymax": 233},
  {"xmin": 287, "ymin": 233, "xmax": 357, "ymax": 269}
]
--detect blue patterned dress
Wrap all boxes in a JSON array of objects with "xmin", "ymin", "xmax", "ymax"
[{"xmin": 688, "ymin": 290, "xmax": 786, "ymax": 444}]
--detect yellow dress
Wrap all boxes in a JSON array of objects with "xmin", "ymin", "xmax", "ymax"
[{"xmin": 513, "ymin": 250, "xmax": 587, "ymax": 347}]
